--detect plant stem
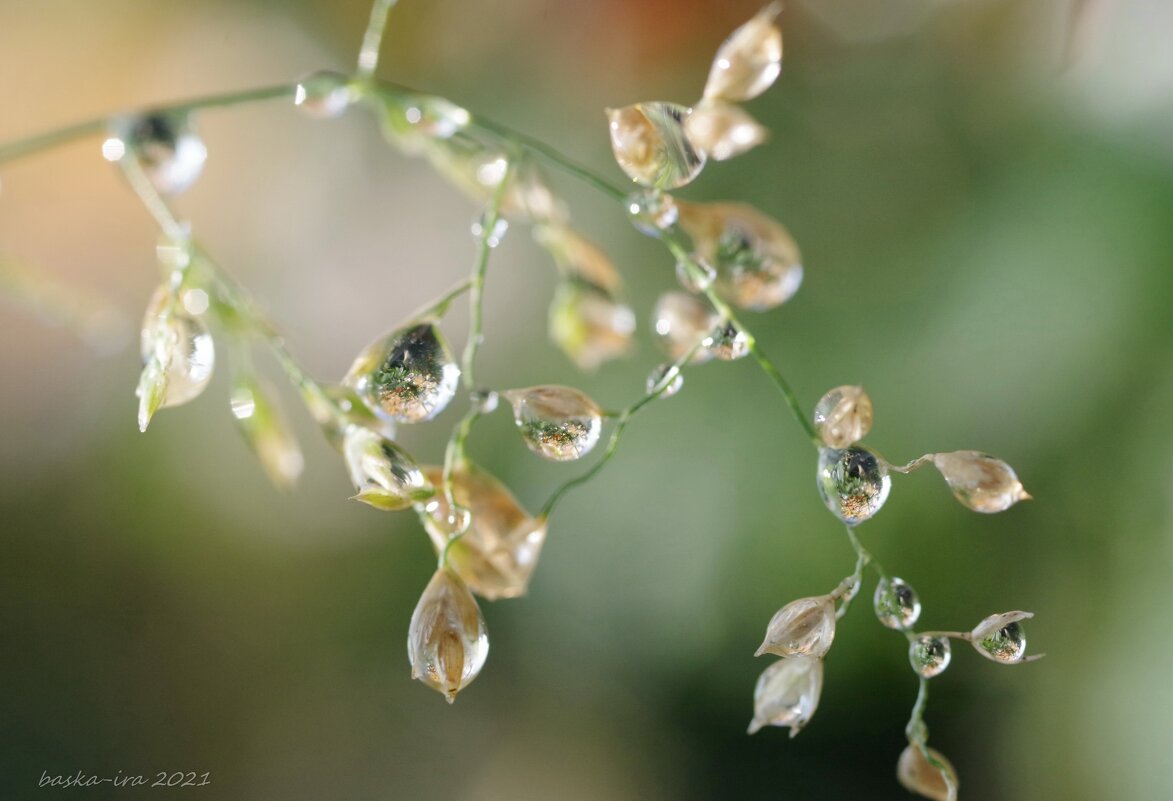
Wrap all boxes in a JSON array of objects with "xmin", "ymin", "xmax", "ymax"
[
  {"xmin": 356, "ymin": 0, "xmax": 400, "ymax": 81},
  {"xmin": 461, "ymin": 162, "xmax": 513, "ymax": 390},
  {"xmin": 0, "ymin": 84, "xmax": 294, "ymax": 165}
]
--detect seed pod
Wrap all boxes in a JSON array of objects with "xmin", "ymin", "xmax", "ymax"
[
  {"xmin": 407, "ymin": 567, "xmax": 489, "ymax": 703},
  {"xmin": 684, "ymin": 99, "xmax": 768, "ymax": 161},
  {"xmin": 897, "ymin": 743, "xmax": 959, "ymax": 801},
  {"xmin": 747, "ymin": 656, "xmax": 823, "ymax": 737},
  {"xmin": 675, "ymin": 201, "xmax": 802, "ymax": 312},
  {"xmin": 343, "ymin": 320, "xmax": 460, "ymax": 424},
  {"xmin": 548, "ymin": 280, "xmax": 635, "ymax": 371},
  {"xmin": 652, "ymin": 292, "xmax": 716, "ymax": 364},
  {"xmin": 930, "ymin": 451, "xmax": 1031, "ymax": 513},
  {"xmin": 137, "ymin": 286, "xmax": 215, "ymax": 431},
  {"xmin": 703, "ymin": 3, "xmax": 784, "ymax": 103},
  {"xmin": 756, "ymin": 595, "xmax": 836, "ymax": 658},
  {"xmin": 421, "ymin": 463, "xmax": 548, "ymax": 600},
  {"xmin": 230, "ymin": 374, "xmax": 304, "ymax": 490},
  {"xmin": 607, "ymin": 102, "xmax": 706, "ymax": 189},
  {"xmin": 342, "ymin": 425, "xmax": 433, "ymax": 511}
]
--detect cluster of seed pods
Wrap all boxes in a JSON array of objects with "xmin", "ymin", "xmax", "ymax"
[{"xmin": 82, "ymin": 3, "xmax": 1042, "ymax": 797}]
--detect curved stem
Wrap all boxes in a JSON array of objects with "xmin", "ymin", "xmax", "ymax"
[
  {"xmin": 461, "ymin": 162, "xmax": 513, "ymax": 390},
  {"xmin": 0, "ymin": 84, "xmax": 294, "ymax": 165},
  {"xmin": 356, "ymin": 0, "xmax": 400, "ymax": 80}
]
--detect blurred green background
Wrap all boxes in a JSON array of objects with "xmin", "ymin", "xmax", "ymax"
[{"xmin": 2, "ymin": 0, "xmax": 1171, "ymax": 798}]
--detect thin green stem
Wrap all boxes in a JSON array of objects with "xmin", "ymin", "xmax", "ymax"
[
  {"xmin": 461, "ymin": 162, "xmax": 513, "ymax": 390},
  {"xmin": 356, "ymin": 0, "xmax": 400, "ymax": 81},
  {"xmin": 0, "ymin": 84, "xmax": 294, "ymax": 165},
  {"xmin": 412, "ymin": 278, "xmax": 473, "ymax": 321},
  {"xmin": 905, "ymin": 677, "xmax": 930, "ymax": 744}
]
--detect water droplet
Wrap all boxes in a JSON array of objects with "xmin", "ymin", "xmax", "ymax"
[
  {"xmin": 652, "ymin": 292, "xmax": 716, "ymax": 363},
  {"xmin": 675, "ymin": 257, "xmax": 716, "ymax": 293},
  {"xmin": 897, "ymin": 744, "xmax": 958, "ymax": 801},
  {"xmin": 814, "ymin": 385, "xmax": 874, "ymax": 449},
  {"xmin": 646, "ymin": 363, "xmax": 683, "ymax": 398},
  {"xmin": 756, "ymin": 595, "xmax": 836, "ymax": 658},
  {"xmin": 343, "ymin": 321, "xmax": 461, "ymax": 424},
  {"xmin": 873, "ymin": 577, "xmax": 921, "ymax": 630},
  {"xmin": 421, "ymin": 463, "xmax": 548, "ymax": 600},
  {"xmin": 548, "ymin": 281, "xmax": 635, "ymax": 371},
  {"xmin": 816, "ymin": 446, "xmax": 891, "ymax": 525},
  {"xmin": 139, "ymin": 286, "xmax": 215, "ymax": 409},
  {"xmin": 470, "ymin": 388, "xmax": 499, "ymax": 415},
  {"xmin": 471, "ymin": 212, "xmax": 509, "ymax": 247},
  {"xmin": 404, "ymin": 95, "xmax": 471, "ymax": 140},
  {"xmin": 703, "ymin": 3, "xmax": 783, "ymax": 102},
  {"xmin": 909, "ymin": 635, "xmax": 952, "ymax": 678},
  {"xmin": 607, "ymin": 102, "xmax": 706, "ymax": 189},
  {"xmin": 684, "ymin": 99, "xmax": 768, "ymax": 161},
  {"xmin": 970, "ymin": 611, "xmax": 1037, "ymax": 664},
  {"xmin": 677, "ymin": 201, "xmax": 802, "ymax": 311},
  {"xmin": 930, "ymin": 451, "xmax": 1030, "ymax": 513},
  {"xmin": 230, "ymin": 374, "xmax": 304, "ymax": 490},
  {"xmin": 625, "ymin": 191, "xmax": 679, "ymax": 237},
  {"xmin": 504, "ymin": 385, "xmax": 603, "ymax": 461},
  {"xmin": 407, "ymin": 567, "xmax": 489, "ymax": 703},
  {"xmin": 113, "ymin": 112, "xmax": 208, "ymax": 196},
  {"xmin": 342, "ymin": 425, "xmax": 433, "ymax": 511},
  {"xmin": 293, "ymin": 70, "xmax": 352, "ymax": 118},
  {"xmin": 704, "ymin": 319, "xmax": 750, "ymax": 360},
  {"xmin": 747, "ymin": 656, "xmax": 823, "ymax": 737}
]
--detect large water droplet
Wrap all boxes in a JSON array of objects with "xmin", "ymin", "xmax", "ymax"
[
  {"xmin": 814, "ymin": 385, "xmax": 874, "ymax": 449},
  {"xmin": 113, "ymin": 112, "xmax": 208, "ymax": 196},
  {"xmin": 970, "ymin": 611, "xmax": 1036, "ymax": 664},
  {"xmin": 343, "ymin": 321, "xmax": 460, "ymax": 424},
  {"xmin": 607, "ymin": 102, "xmax": 706, "ymax": 189},
  {"xmin": 504, "ymin": 385, "xmax": 603, "ymax": 461},
  {"xmin": 873, "ymin": 576, "xmax": 921, "ymax": 630},
  {"xmin": 747, "ymin": 656, "xmax": 823, "ymax": 737},
  {"xmin": 652, "ymin": 292, "xmax": 716, "ymax": 364},
  {"xmin": 677, "ymin": 201, "xmax": 802, "ymax": 311},
  {"xmin": 909, "ymin": 635, "xmax": 952, "ymax": 678},
  {"xmin": 816, "ymin": 446, "xmax": 891, "ymax": 525},
  {"xmin": 139, "ymin": 286, "xmax": 215, "ymax": 409},
  {"xmin": 294, "ymin": 70, "xmax": 352, "ymax": 118},
  {"xmin": 407, "ymin": 567, "xmax": 489, "ymax": 703},
  {"xmin": 703, "ymin": 3, "xmax": 783, "ymax": 103}
]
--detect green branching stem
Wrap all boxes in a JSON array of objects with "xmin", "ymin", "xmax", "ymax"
[{"xmin": 436, "ymin": 162, "xmax": 515, "ymax": 566}]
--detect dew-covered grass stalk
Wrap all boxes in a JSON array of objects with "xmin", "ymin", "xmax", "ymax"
[{"xmin": 0, "ymin": 2, "xmax": 1040, "ymax": 798}]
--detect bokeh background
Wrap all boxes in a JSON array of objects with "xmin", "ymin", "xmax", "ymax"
[{"xmin": 2, "ymin": 0, "xmax": 1171, "ymax": 798}]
